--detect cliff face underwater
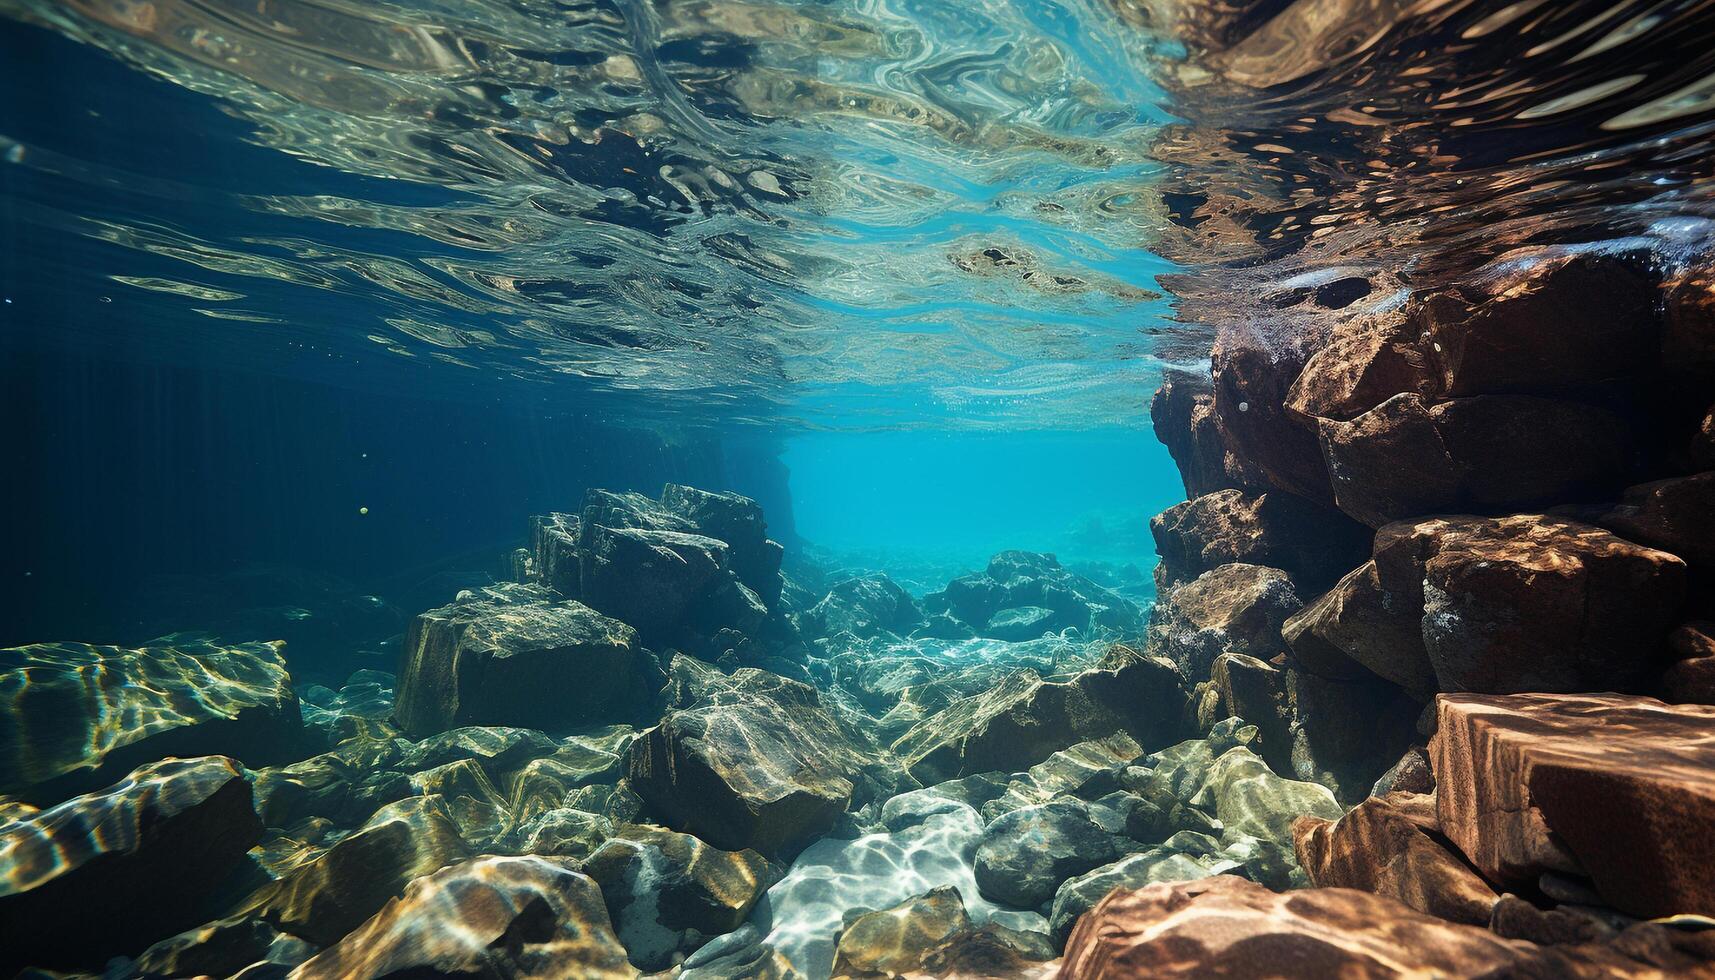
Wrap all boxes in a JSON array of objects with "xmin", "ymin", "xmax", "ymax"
[{"xmin": 4, "ymin": 0, "xmax": 1715, "ymax": 978}]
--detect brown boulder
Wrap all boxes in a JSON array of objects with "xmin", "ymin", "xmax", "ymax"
[
  {"xmin": 1317, "ymin": 392, "xmax": 1632, "ymax": 527},
  {"xmin": 830, "ymin": 885, "xmax": 971, "ymax": 980},
  {"xmin": 1282, "ymin": 558, "xmax": 1435, "ymax": 695},
  {"xmin": 1152, "ymin": 370, "xmax": 1239, "ymax": 498},
  {"xmin": 0, "ymin": 756, "xmax": 262, "ymax": 974},
  {"xmin": 1421, "ymin": 251, "xmax": 1661, "ymax": 399},
  {"xmin": 1665, "ymin": 267, "xmax": 1715, "ymax": 379},
  {"xmin": 1411, "ymin": 516, "xmax": 1685, "ymax": 693},
  {"xmin": 1151, "ymin": 489, "xmax": 1371, "ymax": 591},
  {"xmin": 1059, "ymin": 875, "xmax": 1714, "ymax": 979},
  {"xmin": 1433, "ymin": 692, "xmax": 1715, "ymax": 918},
  {"xmin": 1662, "ymin": 623, "xmax": 1715, "ymax": 704},
  {"xmin": 1292, "ymin": 792, "xmax": 1498, "ymax": 925},
  {"xmin": 290, "ymin": 856, "xmax": 635, "ymax": 980},
  {"xmin": 1210, "ymin": 328, "xmax": 1333, "ymax": 502},
  {"xmin": 1150, "ymin": 563, "xmax": 1301, "ymax": 680},
  {"xmin": 1602, "ymin": 472, "xmax": 1715, "ymax": 568},
  {"xmin": 1692, "ymin": 404, "xmax": 1715, "ymax": 471},
  {"xmin": 1286, "ymin": 311, "xmax": 1435, "ymax": 423}
]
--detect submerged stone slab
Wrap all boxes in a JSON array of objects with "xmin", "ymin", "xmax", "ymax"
[
  {"xmin": 291, "ymin": 855, "xmax": 635, "ymax": 980},
  {"xmin": 1433, "ymin": 692, "xmax": 1715, "ymax": 919},
  {"xmin": 393, "ymin": 583, "xmax": 647, "ymax": 738},
  {"xmin": 0, "ymin": 637, "xmax": 302, "ymax": 800},
  {"xmin": 1293, "ymin": 791, "xmax": 1498, "ymax": 926},
  {"xmin": 1061, "ymin": 875, "xmax": 1708, "ymax": 978},
  {"xmin": 0, "ymin": 756, "xmax": 262, "ymax": 973}
]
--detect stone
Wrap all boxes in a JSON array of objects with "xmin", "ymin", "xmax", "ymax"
[
  {"xmin": 1317, "ymin": 392, "xmax": 1632, "ymax": 528},
  {"xmin": 1369, "ymin": 745, "xmax": 1434, "ymax": 797},
  {"xmin": 1412, "ymin": 515, "xmax": 1685, "ymax": 693},
  {"xmin": 1208, "ymin": 653, "xmax": 1292, "ymax": 774},
  {"xmin": 974, "ymin": 799, "xmax": 1124, "ymax": 909},
  {"xmin": 254, "ymin": 744, "xmax": 414, "ymax": 830},
  {"xmin": 984, "ymin": 605, "xmax": 1059, "ymax": 641},
  {"xmin": 1662, "ymin": 623, "xmax": 1715, "ymax": 704},
  {"xmin": 0, "ymin": 638, "xmax": 303, "ymax": 801},
  {"xmin": 515, "ymin": 808, "xmax": 615, "ymax": 860},
  {"xmin": 1047, "ymin": 849, "xmax": 1233, "ymax": 943},
  {"xmin": 1282, "ymin": 559, "xmax": 1436, "ymax": 695},
  {"xmin": 1150, "ymin": 489, "xmax": 1370, "ymax": 591},
  {"xmin": 941, "ymin": 552, "xmax": 1145, "ymax": 638},
  {"xmin": 1433, "ymin": 692, "xmax": 1715, "ymax": 919},
  {"xmin": 1209, "ymin": 327, "xmax": 1333, "ymax": 502},
  {"xmin": 1286, "ymin": 311, "xmax": 1435, "ymax": 424},
  {"xmin": 1601, "ymin": 471, "xmax": 1715, "ymax": 568},
  {"xmin": 131, "ymin": 915, "xmax": 316, "ymax": 980},
  {"xmin": 830, "ymin": 885, "xmax": 971, "ymax": 980},
  {"xmin": 659, "ymin": 483, "xmax": 785, "ymax": 605},
  {"xmin": 892, "ymin": 646, "xmax": 1186, "ymax": 784},
  {"xmin": 753, "ymin": 802, "xmax": 1043, "ymax": 979},
  {"xmin": 298, "ymin": 669, "xmax": 399, "ymax": 746},
  {"xmin": 799, "ymin": 573, "xmax": 925, "ymax": 640},
  {"xmin": 0, "ymin": 756, "xmax": 262, "ymax": 973},
  {"xmin": 393, "ymin": 583, "xmax": 648, "ymax": 738},
  {"xmin": 1292, "ymin": 791, "xmax": 1498, "ymax": 925},
  {"xmin": 1060, "ymin": 875, "xmax": 1711, "ymax": 978},
  {"xmin": 1188, "ymin": 746, "xmax": 1341, "ymax": 846},
  {"xmin": 1424, "ymin": 251, "xmax": 1662, "ymax": 399},
  {"xmin": 1299, "ymin": 515, "xmax": 1687, "ymax": 696},
  {"xmin": 1150, "ymin": 563, "xmax": 1300, "ymax": 680},
  {"xmin": 290, "ymin": 855, "xmax": 636, "ymax": 980},
  {"xmin": 1284, "ymin": 663, "xmax": 1422, "ymax": 803},
  {"xmin": 249, "ymin": 794, "xmax": 473, "ymax": 946},
  {"xmin": 582, "ymin": 825, "xmax": 773, "ymax": 971},
  {"xmin": 1151, "ymin": 370, "xmax": 1237, "ymax": 498},
  {"xmin": 629, "ymin": 663, "xmax": 893, "ymax": 860},
  {"xmin": 1666, "ymin": 266, "xmax": 1715, "ymax": 379}
]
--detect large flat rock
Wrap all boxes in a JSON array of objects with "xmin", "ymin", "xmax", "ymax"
[
  {"xmin": 394, "ymin": 583, "xmax": 648, "ymax": 738},
  {"xmin": 1060, "ymin": 875, "xmax": 1712, "ymax": 978},
  {"xmin": 1433, "ymin": 692, "xmax": 1715, "ymax": 919},
  {"xmin": 0, "ymin": 756, "xmax": 262, "ymax": 973},
  {"xmin": 0, "ymin": 637, "xmax": 302, "ymax": 801}
]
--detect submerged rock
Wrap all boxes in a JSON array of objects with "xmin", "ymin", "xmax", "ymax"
[
  {"xmin": 0, "ymin": 637, "xmax": 302, "ymax": 801},
  {"xmin": 291, "ymin": 855, "xmax": 636, "ymax": 980},
  {"xmin": 393, "ymin": 582, "xmax": 648, "ymax": 738},
  {"xmin": 892, "ymin": 646, "xmax": 1186, "ymax": 784},
  {"xmin": 1292, "ymin": 791, "xmax": 1498, "ymax": 926},
  {"xmin": 629, "ymin": 660, "xmax": 896, "ymax": 860},
  {"xmin": 0, "ymin": 756, "xmax": 262, "ymax": 973},
  {"xmin": 1150, "ymin": 488, "xmax": 1370, "ymax": 592},
  {"xmin": 829, "ymin": 885, "xmax": 971, "ymax": 979},
  {"xmin": 973, "ymin": 799, "xmax": 1124, "ymax": 909},
  {"xmin": 131, "ymin": 915, "xmax": 316, "ymax": 980},
  {"xmin": 1433, "ymin": 692, "xmax": 1715, "ymax": 919},
  {"xmin": 249, "ymin": 794, "xmax": 473, "ymax": 946},
  {"xmin": 941, "ymin": 551, "xmax": 1144, "ymax": 639},
  {"xmin": 1151, "ymin": 369, "xmax": 1239, "ymax": 498},
  {"xmin": 1047, "ymin": 849, "xmax": 1234, "ymax": 943},
  {"xmin": 1290, "ymin": 514, "xmax": 1686, "ymax": 695},
  {"xmin": 799, "ymin": 573, "xmax": 925, "ymax": 640},
  {"xmin": 583, "ymin": 825, "xmax": 774, "ymax": 970},
  {"xmin": 1061, "ymin": 875, "xmax": 1709, "ymax": 978},
  {"xmin": 1149, "ymin": 562, "xmax": 1299, "ymax": 680}
]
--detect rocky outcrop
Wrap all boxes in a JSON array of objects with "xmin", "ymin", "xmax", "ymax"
[
  {"xmin": 1060, "ymin": 875, "xmax": 1713, "ymax": 978},
  {"xmin": 0, "ymin": 756, "xmax": 262, "ymax": 973},
  {"xmin": 1150, "ymin": 488, "xmax": 1370, "ymax": 591},
  {"xmin": 1151, "ymin": 370, "xmax": 1238, "ymax": 498},
  {"xmin": 249, "ymin": 794, "xmax": 473, "ymax": 946},
  {"xmin": 799, "ymin": 572, "xmax": 924, "ymax": 640},
  {"xmin": 1149, "ymin": 562, "xmax": 1299, "ymax": 679},
  {"xmin": 829, "ymin": 886, "xmax": 971, "ymax": 980},
  {"xmin": 1292, "ymin": 791, "xmax": 1498, "ymax": 925},
  {"xmin": 393, "ymin": 583, "xmax": 648, "ymax": 737},
  {"xmin": 892, "ymin": 645, "xmax": 1186, "ymax": 784},
  {"xmin": 583, "ymin": 825, "xmax": 773, "ymax": 970},
  {"xmin": 1432, "ymin": 692, "xmax": 1715, "ymax": 919},
  {"xmin": 0, "ymin": 638, "xmax": 302, "ymax": 801},
  {"xmin": 973, "ymin": 799, "xmax": 1124, "ymax": 909},
  {"xmin": 628, "ymin": 659, "xmax": 895, "ymax": 860},
  {"xmin": 290, "ymin": 856, "xmax": 636, "ymax": 980},
  {"xmin": 938, "ymin": 551, "xmax": 1145, "ymax": 639},
  {"xmin": 1288, "ymin": 515, "xmax": 1685, "ymax": 695}
]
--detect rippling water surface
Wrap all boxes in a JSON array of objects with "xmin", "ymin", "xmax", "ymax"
[{"xmin": 1, "ymin": 0, "xmax": 1183, "ymax": 430}]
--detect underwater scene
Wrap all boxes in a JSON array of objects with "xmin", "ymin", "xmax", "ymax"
[{"xmin": 3, "ymin": 0, "xmax": 1715, "ymax": 976}]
